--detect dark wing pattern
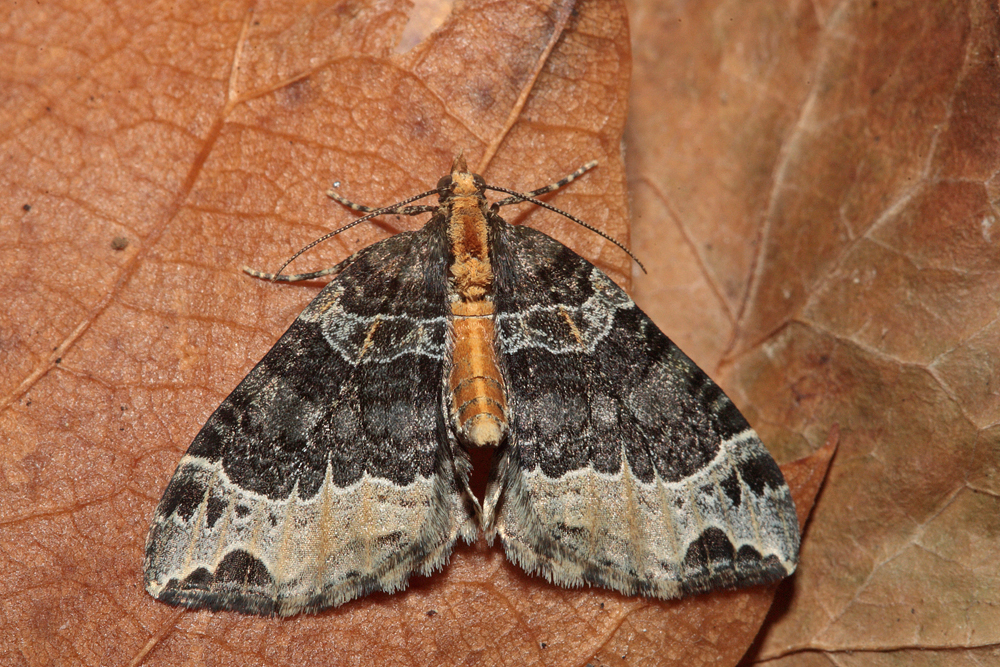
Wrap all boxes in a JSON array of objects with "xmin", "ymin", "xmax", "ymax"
[
  {"xmin": 486, "ymin": 220, "xmax": 799, "ymax": 599},
  {"xmin": 144, "ymin": 218, "xmax": 477, "ymax": 616}
]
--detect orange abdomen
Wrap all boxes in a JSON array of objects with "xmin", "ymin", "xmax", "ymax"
[{"xmin": 449, "ymin": 300, "xmax": 507, "ymax": 447}]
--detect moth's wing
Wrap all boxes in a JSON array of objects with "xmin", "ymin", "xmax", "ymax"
[
  {"xmin": 144, "ymin": 219, "xmax": 477, "ymax": 616},
  {"xmin": 486, "ymin": 221, "xmax": 799, "ymax": 600}
]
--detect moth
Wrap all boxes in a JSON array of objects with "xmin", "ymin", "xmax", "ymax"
[{"xmin": 144, "ymin": 155, "xmax": 800, "ymax": 616}]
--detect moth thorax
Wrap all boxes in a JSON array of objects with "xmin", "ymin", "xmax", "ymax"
[
  {"xmin": 446, "ymin": 193, "xmax": 492, "ymax": 301},
  {"xmin": 449, "ymin": 300, "xmax": 508, "ymax": 447}
]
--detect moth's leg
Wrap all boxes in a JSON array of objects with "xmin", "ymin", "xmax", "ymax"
[
  {"xmin": 386, "ymin": 205, "xmax": 436, "ymax": 216},
  {"xmin": 242, "ymin": 265, "xmax": 343, "ymax": 282},
  {"xmin": 487, "ymin": 162, "xmax": 644, "ymax": 272},
  {"xmin": 326, "ymin": 189, "xmax": 436, "ymax": 217},
  {"xmin": 325, "ymin": 189, "xmax": 377, "ymax": 213},
  {"xmin": 492, "ymin": 161, "xmax": 597, "ymax": 207},
  {"xmin": 242, "ymin": 249, "xmax": 360, "ymax": 282}
]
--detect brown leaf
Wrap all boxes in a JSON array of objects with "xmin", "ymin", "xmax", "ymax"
[
  {"xmin": 628, "ymin": 0, "xmax": 1000, "ymax": 665},
  {"xmin": 1, "ymin": 0, "xmax": 830, "ymax": 665}
]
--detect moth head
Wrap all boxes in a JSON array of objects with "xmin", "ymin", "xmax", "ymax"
[{"xmin": 437, "ymin": 169, "xmax": 486, "ymax": 200}]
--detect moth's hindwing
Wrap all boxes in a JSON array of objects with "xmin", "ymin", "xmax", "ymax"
[
  {"xmin": 485, "ymin": 220, "xmax": 800, "ymax": 599},
  {"xmin": 144, "ymin": 218, "xmax": 477, "ymax": 616}
]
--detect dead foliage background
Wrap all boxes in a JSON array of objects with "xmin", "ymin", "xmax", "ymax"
[{"xmin": 0, "ymin": 0, "xmax": 996, "ymax": 666}]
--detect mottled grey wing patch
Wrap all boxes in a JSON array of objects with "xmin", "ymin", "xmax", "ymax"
[
  {"xmin": 144, "ymin": 220, "xmax": 477, "ymax": 616},
  {"xmin": 486, "ymin": 221, "xmax": 799, "ymax": 599}
]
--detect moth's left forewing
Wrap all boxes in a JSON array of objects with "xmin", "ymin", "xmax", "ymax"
[
  {"xmin": 144, "ymin": 222, "xmax": 477, "ymax": 616},
  {"xmin": 485, "ymin": 220, "xmax": 800, "ymax": 600}
]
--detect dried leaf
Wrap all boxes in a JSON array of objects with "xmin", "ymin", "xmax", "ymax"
[
  {"xmin": 1, "ymin": 1, "xmax": 832, "ymax": 665},
  {"xmin": 628, "ymin": 0, "xmax": 1000, "ymax": 665}
]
